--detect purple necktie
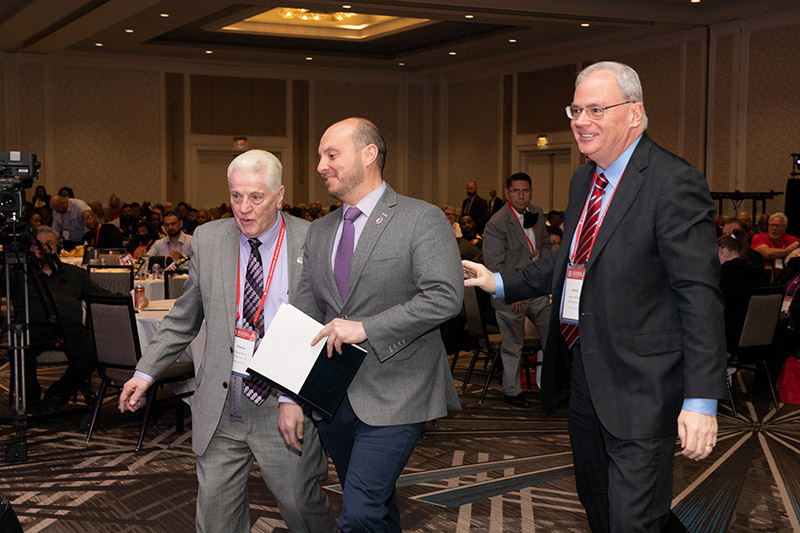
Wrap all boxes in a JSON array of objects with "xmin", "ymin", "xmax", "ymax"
[
  {"xmin": 334, "ymin": 207, "xmax": 362, "ymax": 300},
  {"xmin": 560, "ymin": 173, "xmax": 609, "ymax": 349},
  {"xmin": 239, "ymin": 238, "xmax": 269, "ymax": 408}
]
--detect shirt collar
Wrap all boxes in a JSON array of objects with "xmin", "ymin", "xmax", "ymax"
[
  {"xmin": 595, "ymin": 134, "xmax": 643, "ymax": 190},
  {"xmin": 240, "ymin": 211, "xmax": 283, "ymax": 249},
  {"xmin": 342, "ymin": 181, "xmax": 386, "ymax": 220}
]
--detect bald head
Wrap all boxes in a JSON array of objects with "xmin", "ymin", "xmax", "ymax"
[{"xmin": 50, "ymin": 195, "xmax": 69, "ymax": 213}]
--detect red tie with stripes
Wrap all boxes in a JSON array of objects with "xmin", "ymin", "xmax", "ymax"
[{"xmin": 560, "ymin": 172, "xmax": 609, "ymax": 349}]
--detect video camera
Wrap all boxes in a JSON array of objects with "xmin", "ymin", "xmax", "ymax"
[{"xmin": 0, "ymin": 152, "xmax": 40, "ymax": 245}]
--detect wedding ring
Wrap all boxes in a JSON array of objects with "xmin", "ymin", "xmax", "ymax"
[{"xmin": 705, "ymin": 442, "xmax": 714, "ymax": 447}]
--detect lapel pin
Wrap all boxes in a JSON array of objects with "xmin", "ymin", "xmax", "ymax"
[
  {"xmin": 374, "ymin": 216, "xmax": 383, "ymax": 224},
  {"xmin": 296, "ymin": 256, "xmax": 303, "ymax": 264}
]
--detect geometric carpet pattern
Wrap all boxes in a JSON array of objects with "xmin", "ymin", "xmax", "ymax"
[{"xmin": 1, "ymin": 357, "xmax": 800, "ymax": 532}]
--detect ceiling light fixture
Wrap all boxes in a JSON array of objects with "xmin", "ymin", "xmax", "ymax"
[
  {"xmin": 448, "ymin": 51, "xmax": 457, "ymax": 56},
  {"xmin": 306, "ymin": 56, "xmax": 314, "ymax": 61},
  {"xmin": 464, "ymin": 14, "xmax": 474, "ymax": 19},
  {"xmin": 581, "ymin": 23, "xmax": 590, "ymax": 27},
  {"xmin": 690, "ymin": 0, "xmax": 701, "ymax": 3},
  {"xmin": 205, "ymin": 50, "xmax": 213, "ymax": 54},
  {"xmin": 94, "ymin": 42, "xmax": 103, "ymax": 47},
  {"xmin": 398, "ymin": 62, "xmax": 405, "ymax": 66},
  {"xmin": 124, "ymin": 28, "xmax": 134, "ymax": 33},
  {"xmin": 342, "ymin": 4, "xmax": 352, "ymax": 8},
  {"xmin": 277, "ymin": 7, "xmax": 356, "ymax": 22},
  {"xmin": 160, "ymin": 13, "xmax": 169, "ymax": 18},
  {"xmin": 508, "ymin": 39, "xmax": 517, "ymax": 43}
]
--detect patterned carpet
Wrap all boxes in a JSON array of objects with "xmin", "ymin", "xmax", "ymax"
[{"xmin": 1, "ymin": 357, "xmax": 799, "ymax": 532}]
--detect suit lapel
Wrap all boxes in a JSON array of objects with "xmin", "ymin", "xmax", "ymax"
[
  {"xmin": 282, "ymin": 213, "xmax": 305, "ymax": 301},
  {"xmin": 587, "ymin": 136, "xmax": 651, "ymax": 268},
  {"xmin": 343, "ymin": 185, "xmax": 397, "ymax": 305},
  {"xmin": 505, "ymin": 206, "xmax": 532, "ymax": 252},
  {"xmin": 563, "ymin": 166, "xmax": 594, "ymax": 257},
  {"xmin": 319, "ymin": 212, "xmax": 344, "ymax": 306},
  {"xmin": 222, "ymin": 220, "xmax": 240, "ymax": 336}
]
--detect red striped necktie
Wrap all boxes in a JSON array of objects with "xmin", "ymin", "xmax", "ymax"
[{"xmin": 560, "ymin": 172, "xmax": 609, "ymax": 349}]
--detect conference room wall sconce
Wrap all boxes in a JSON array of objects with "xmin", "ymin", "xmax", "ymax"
[
  {"xmin": 234, "ymin": 137, "xmax": 247, "ymax": 148},
  {"xmin": 537, "ymin": 134, "xmax": 549, "ymax": 147}
]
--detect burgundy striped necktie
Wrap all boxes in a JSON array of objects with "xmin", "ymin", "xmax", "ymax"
[{"xmin": 560, "ymin": 173, "xmax": 609, "ymax": 349}]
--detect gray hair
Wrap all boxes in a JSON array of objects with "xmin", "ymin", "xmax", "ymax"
[
  {"xmin": 577, "ymin": 61, "xmax": 648, "ymax": 130},
  {"xmin": 37, "ymin": 225, "xmax": 62, "ymax": 251},
  {"xmin": 227, "ymin": 149, "xmax": 282, "ymax": 193},
  {"xmin": 770, "ymin": 212, "xmax": 788, "ymax": 226}
]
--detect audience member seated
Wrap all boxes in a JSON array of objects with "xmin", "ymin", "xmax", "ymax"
[
  {"xmin": 107, "ymin": 193, "xmax": 122, "ymax": 222},
  {"xmin": 10, "ymin": 226, "xmax": 108, "ymax": 414},
  {"xmin": 183, "ymin": 208, "xmax": 198, "ymax": 234},
  {"xmin": 755, "ymin": 213, "xmax": 770, "ymax": 234},
  {"xmin": 718, "ymin": 230, "xmax": 762, "ymax": 352},
  {"xmin": 548, "ymin": 227, "xmax": 562, "ymax": 250},
  {"xmin": 38, "ymin": 204, "xmax": 54, "ymax": 227},
  {"xmin": 58, "ymin": 186, "xmax": 74, "ymax": 198},
  {"xmin": 459, "ymin": 214, "xmax": 483, "ymax": 250},
  {"xmin": 126, "ymin": 221, "xmax": 158, "ymax": 260},
  {"xmin": 722, "ymin": 217, "xmax": 767, "ymax": 282},
  {"xmin": 751, "ymin": 212, "xmax": 800, "ymax": 275},
  {"xmin": 118, "ymin": 203, "xmax": 138, "ymax": 241},
  {"xmin": 195, "ymin": 209, "xmax": 210, "ymax": 227},
  {"xmin": 50, "ymin": 194, "xmax": 92, "ymax": 251},
  {"xmin": 81, "ymin": 210, "xmax": 123, "ymax": 248},
  {"xmin": 146, "ymin": 213, "xmax": 192, "ymax": 262},
  {"xmin": 443, "ymin": 205, "xmax": 462, "ymax": 238},
  {"xmin": 32, "ymin": 185, "xmax": 50, "ymax": 209}
]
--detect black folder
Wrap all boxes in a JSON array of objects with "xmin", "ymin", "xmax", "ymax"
[{"xmin": 248, "ymin": 343, "xmax": 366, "ymax": 420}]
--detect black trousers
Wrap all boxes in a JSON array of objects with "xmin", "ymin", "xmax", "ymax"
[
  {"xmin": 568, "ymin": 342, "xmax": 682, "ymax": 533},
  {"xmin": 11, "ymin": 323, "xmax": 96, "ymax": 405}
]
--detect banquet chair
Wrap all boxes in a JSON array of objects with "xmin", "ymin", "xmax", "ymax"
[
  {"xmin": 164, "ymin": 270, "xmax": 188, "ymax": 300},
  {"xmin": 85, "ymin": 293, "xmax": 194, "ymax": 451},
  {"xmin": 87, "ymin": 264, "xmax": 134, "ymax": 295},
  {"xmin": 726, "ymin": 286, "xmax": 784, "ymax": 416},
  {"xmin": 461, "ymin": 286, "xmax": 541, "ymax": 404}
]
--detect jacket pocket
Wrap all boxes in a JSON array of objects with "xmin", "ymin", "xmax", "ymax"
[{"xmin": 633, "ymin": 329, "xmax": 683, "ymax": 356}]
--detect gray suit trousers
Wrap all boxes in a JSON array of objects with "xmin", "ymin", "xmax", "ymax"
[
  {"xmin": 495, "ymin": 295, "xmax": 550, "ymax": 396},
  {"xmin": 196, "ymin": 392, "xmax": 334, "ymax": 533}
]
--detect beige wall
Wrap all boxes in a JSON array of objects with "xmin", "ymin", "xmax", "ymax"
[{"xmin": 1, "ymin": 8, "xmax": 798, "ymax": 218}]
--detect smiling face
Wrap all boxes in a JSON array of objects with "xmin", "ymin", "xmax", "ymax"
[
  {"xmin": 570, "ymin": 70, "xmax": 644, "ymax": 169},
  {"xmin": 229, "ymin": 169, "xmax": 284, "ymax": 238},
  {"xmin": 81, "ymin": 210, "xmax": 99, "ymax": 230},
  {"xmin": 316, "ymin": 121, "xmax": 370, "ymax": 205}
]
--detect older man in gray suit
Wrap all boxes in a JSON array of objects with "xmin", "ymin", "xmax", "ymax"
[
  {"xmin": 293, "ymin": 117, "xmax": 463, "ymax": 532},
  {"xmin": 483, "ymin": 172, "xmax": 551, "ymax": 408},
  {"xmin": 119, "ymin": 150, "xmax": 334, "ymax": 532}
]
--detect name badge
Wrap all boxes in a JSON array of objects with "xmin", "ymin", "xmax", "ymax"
[
  {"xmin": 232, "ymin": 327, "xmax": 257, "ymax": 377},
  {"xmin": 62, "ymin": 229, "xmax": 70, "ymax": 241},
  {"xmin": 775, "ymin": 258, "xmax": 784, "ymax": 270},
  {"xmin": 560, "ymin": 264, "xmax": 585, "ymax": 325}
]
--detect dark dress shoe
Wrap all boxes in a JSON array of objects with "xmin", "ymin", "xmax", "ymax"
[{"xmin": 503, "ymin": 394, "xmax": 532, "ymax": 408}]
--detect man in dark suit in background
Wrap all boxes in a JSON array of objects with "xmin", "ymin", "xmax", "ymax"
[
  {"xmin": 296, "ymin": 117, "xmax": 463, "ymax": 532},
  {"xmin": 463, "ymin": 61, "xmax": 726, "ymax": 532},
  {"xmin": 462, "ymin": 181, "xmax": 490, "ymax": 233},
  {"xmin": 487, "ymin": 188, "xmax": 504, "ymax": 215}
]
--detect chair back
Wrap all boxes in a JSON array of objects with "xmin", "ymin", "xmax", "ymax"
[
  {"xmin": 147, "ymin": 255, "xmax": 173, "ymax": 272},
  {"xmin": 87, "ymin": 264, "xmax": 134, "ymax": 295},
  {"xmin": 738, "ymin": 287, "xmax": 784, "ymax": 348},
  {"xmin": 86, "ymin": 293, "xmax": 141, "ymax": 371},
  {"xmin": 463, "ymin": 286, "xmax": 486, "ymax": 339},
  {"xmin": 164, "ymin": 272, "xmax": 188, "ymax": 300}
]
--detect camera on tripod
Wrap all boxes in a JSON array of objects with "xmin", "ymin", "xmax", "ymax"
[{"xmin": 0, "ymin": 152, "xmax": 40, "ymax": 244}]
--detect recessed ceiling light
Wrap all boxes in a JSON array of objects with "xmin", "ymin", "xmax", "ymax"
[
  {"xmin": 160, "ymin": 13, "xmax": 170, "ymax": 18},
  {"xmin": 448, "ymin": 51, "xmax": 457, "ymax": 56},
  {"xmin": 342, "ymin": 4, "xmax": 352, "ymax": 8},
  {"xmin": 305, "ymin": 56, "xmax": 313, "ymax": 61},
  {"xmin": 464, "ymin": 14, "xmax": 474, "ymax": 19},
  {"xmin": 398, "ymin": 62, "xmax": 406, "ymax": 66},
  {"xmin": 94, "ymin": 42, "xmax": 103, "ymax": 47},
  {"xmin": 205, "ymin": 50, "xmax": 213, "ymax": 54},
  {"xmin": 690, "ymin": 0, "xmax": 701, "ymax": 3},
  {"xmin": 581, "ymin": 23, "xmax": 590, "ymax": 27},
  {"xmin": 508, "ymin": 39, "xmax": 517, "ymax": 43},
  {"xmin": 124, "ymin": 28, "xmax": 134, "ymax": 34}
]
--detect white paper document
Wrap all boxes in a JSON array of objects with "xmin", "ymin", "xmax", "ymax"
[{"xmin": 248, "ymin": 303, "xmax": 327, "ymax": 393}]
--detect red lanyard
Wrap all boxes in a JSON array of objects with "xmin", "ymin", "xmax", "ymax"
[
  {"xmin": 168, "ymin": 241, "xmax": 183, "ymax": 255},
  {"xmin": 93, "ymin": 225, "xmax": 100, "ymax": 244},
  {"xmin": 569, "ymin": 169, "xmax": 618, "ymax": 264},
  {"xmin": 507, "ymin": 203, "xmax": 537, "ymax": 253},
  {"xmin": 235, "ymin": 216, "xmax": 286, "ymax": 325}
]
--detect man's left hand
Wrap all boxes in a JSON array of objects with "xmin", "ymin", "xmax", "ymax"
[
  {"xmin": 677, "ymin": 409, "xmax": 717, "ymax": 461},
  {"xmin": 312, "ymin": 319, "xmax": 366, "ymax": 358},
  {"xmin": 278, "ymin": 402, "xmax": 305, "ymax": 452}
]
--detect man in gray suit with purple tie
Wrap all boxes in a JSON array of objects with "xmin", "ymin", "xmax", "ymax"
[
  {"xmin": 293, "ymin": 117, "xmax": 463, "ymax": 532},
  {"xmin": 119, "ymin": 150, "xmax": 334, "ymax": 532}
]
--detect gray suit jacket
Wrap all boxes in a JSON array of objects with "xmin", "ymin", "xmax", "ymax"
[
  {"xmin": 294, "ymin": 184, "xmax": 463, "ymax": 426},
  {"xmin": 136, "ymin": 214, "xmax": 309, "ymax": 455},
  {"xmin": 483, "ymin": 203, "xmax": 551, "ymax": 312}
]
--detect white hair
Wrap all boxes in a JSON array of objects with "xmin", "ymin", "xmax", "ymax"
[
  {"xmin": 227, "ymin": 149, "xmax": 282, "ymax": 193},
  {"xmin": 577, "ymin": 61, "xmax": 648, "ymax": 130}
]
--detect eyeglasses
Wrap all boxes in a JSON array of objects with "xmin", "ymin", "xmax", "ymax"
[
  {"xmin": 507, "ymin": 188, "xmax": 530, "ymax": 195},
  {"xmin": 768, "ymin": 224, "xmax": 786, "ymax": 228},
  {"xmin": 565, "ymin": 101, "xmax": 634, "ymax": 120}
]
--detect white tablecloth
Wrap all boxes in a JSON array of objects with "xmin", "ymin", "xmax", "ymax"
[
  {"xmin": 134, "ymin": 275, "xmax": 189, "ymax": 301},
  {"xmin": 136, "ymin": 299, "xmax": 206, "ymax": 399}
]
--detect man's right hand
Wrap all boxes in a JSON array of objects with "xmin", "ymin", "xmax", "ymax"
[
  {"xmin": 119, "ymin": 376, "xmax": 150, "ymax": 412},
  {"xmin": 462, "ymin": 260, "xmax": 497, "ymax": 294}
]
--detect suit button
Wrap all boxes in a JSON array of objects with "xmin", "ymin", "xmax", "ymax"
[
  {"xmin": 230, "ymin": 346, "xmax": 233, "ymax": 353},
  {"xmin": 223, "ymin": 382, "xmax": 228, "ymax": 389},
  {"xmin": 341, "ymin": 314, "xmax": 348, "ymax": 320}
]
